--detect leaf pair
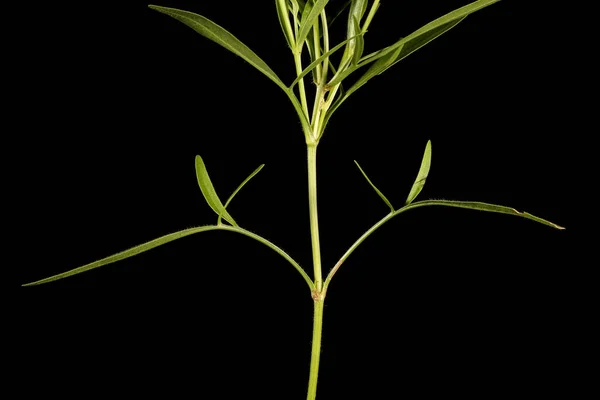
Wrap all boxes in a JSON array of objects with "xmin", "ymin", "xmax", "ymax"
[
  {"xmin": 355, "ymin": 140, "xmax": 564, "ymax": 230},
  {"xmin": 23, "ymin": 157, "xmax": 268, "ymax": 287},
  {"xmin": 195, "ymin": 155, "xmax": 264, "ymax": 226},
  {"xmin": 356, "ymin": 140, "xmax": 431, "ymax": 211}
]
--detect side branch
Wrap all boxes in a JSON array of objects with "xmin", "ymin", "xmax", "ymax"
[
  {"xmin": 322, "ymin": 199, "xmax": 564, "ymax": 294},
  {"xmin": 23, "ymin": 225, "xmax": 314, "ymax": 291}
]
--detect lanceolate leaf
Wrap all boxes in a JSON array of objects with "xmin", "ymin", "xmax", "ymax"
[
  {"xmin": 219, "ymin": 164, "xmax": 265, "ymax": 225},
  {"xmin": 195, "ymin": 155, "xmax": 238, "ymax": 227},
  {"xmin": 367, "ymin": 18, "xmax": 465, "ymax": 78},
  {"xmin": 23, "ymin": 225, "xmax": 315, "ymax": 289},
  {"xmin": 297, "ymin": 0, "xmax": 329, "ymax": 51},
  {"xmin": 343, "ymin": 0, "xmax": 368, "ymax": 64},
  {"xmin": 148, "ymin": 5, "xmax": 311, "ymax": 139},
  {"xmin": 325, "ymin": 198, "xmax": 564, "ymax": 290},
  {"xmin": 22, "ymin": 226, "xmax": 222, "ymax": 286},
  {"xmin": 148, "ymin": 5, "xmax": 288, "ymax": 93},
  {"xmin": 401, "ymin": 200, "xmax": 565, "ymax": 230},
  {"xmin": 355, "ymin": 160, "xmax": 395, "ymax": 212},
  {"xmin": 405, "ymin": 140, "xmax": 432, "ymax": 205},
  {"xmin": 323, "ymin": 0, "xmax": 500, "ymax": 125}
]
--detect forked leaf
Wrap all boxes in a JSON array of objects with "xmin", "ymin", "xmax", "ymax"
[
  {"xmin": 406, "ymin": 140, "xmax": 432, "ymax": 205},
  {"xmin": 354, "ymin": 160, "xmax": 395, "ymax": 212},
  {"xmin": 148, "ymin": 5, "xmax": 288, "ymax": 92},
  {"xmin": 218, "ymin": 164, "xmax": 265, "ymax": 225},
  {"xmin": 297, "ymin": 0, "xmax": 329, "ymax": 51},
  {"xmin": 401, "ymin": 200, "xmax": 565, "ymax": 230},
  {"xmin": 22, "ymin": 226, "xmax": 222, "ymax": 286},
  {"xmin": 195, "ymin": 155, "xmax": 238, "ymax": 226}
]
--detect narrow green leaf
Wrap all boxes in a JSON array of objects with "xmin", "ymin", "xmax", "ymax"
[
  {"xmin": 362, "ymin": 0, "xmax": 381, "ymax": 31},
  {"xmin": 338, "ymin": 0, "xmax": 368, "ymax": 68},
  {"xmin": 400, "ymin": 200, "xmax": 565, "ymax": 230},
  {"xmin": 218, "ymin": 164, "xmax": 265, "ymax": 225},
  {"xmin": 297, "ymin": 0, "xmax": 329, "ymax": 51},
  {"xmin": 324, "ymin": 0, "xmax": 500, "ymax": 126},
  {"xmin": 347, "ymin": 0, "xmax": 368, "ymax": 35},
  {"xmin": 195, "ymin": 155, "xmax": 238, "ymax": 227},
  {"xmin": 148, "ymin": 5, "xmax": 288, "ymax": 93},
  {"xmin": 371, "ymin": 18, "xmax": 465, "ymax": 77},
  {"xmin": 276, "ymin": 0, "xmax": 296, "ymax": 49},
  {"xmin": 347, "ymin": 1, "xmax": 367, "ymax": 38},
  {"xmin": 354, "ymin": 160, "xmax": 395, "ymax": 212},
  {"xmin": 324, "ymin": 195, "xmax": 563, "ymax": 291},
  {"xmin": 328, "ymin": 17, "xmax": 462, "ymax": 88},
  {"xmin": 289, "ymin": 33, "xmax": 364, "ymax": 89},
  {"xmin": 406, "ymin": 140, "xmax": 432, "ymax": 205},
  {"xmin": 22, "ymin": 226, "xmax": 223, "ymax": 286},
  {"xmin": 23, "ymin": 224, "xmax": 316, "ymax": 290}
]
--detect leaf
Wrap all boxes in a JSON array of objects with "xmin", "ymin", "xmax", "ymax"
[
  {"xmin": 148, "ymin": 5, "xmax": 288, "ymax": 93},
  {"xmin": 195, "ymin": 155, "xmax": 238, "ymax": 227},
  {"xmin": 297, "ymin": 0, "xmax": 329, "ymax": 51},
  {"xmin": 276, "ymin": 0, "xmax": 296, "ymax": 49},
  {"xmin": 406, "ymin": 140, "xmax": 432, "ymax": 205},
  {"xmin": 327, "ymin": 17, "xmax": 463, "ymax": 88},
  {"xmin": 354, "ymin": 160, "xmax": 395, "ymax": 212},
  {"xmin": 345, "ymin": 0, "xmax": 367, "ymax": 55},
  {"xmin": 323, "ymin": 0, "xmax": 500, "ymax": 126},
  {"xmin": 401, "ymin": 200, "xmax": 565, "ymax": 230},
  {"xmin": 362, "ymin": 0, "xmax": 381, "ymax": 30},
  {"xmin": 22, "ymin": 226, "xmax": 222, "ymax": 286},
  {"xmin": 218, "ymin": 164, "xmax": 265, "ymax": 225},
  {"xmin": 22, "ymin": 224, "xmax": 316, "ymax": 289}
]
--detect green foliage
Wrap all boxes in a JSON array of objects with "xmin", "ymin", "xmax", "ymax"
[
  {"xmin": 26, "ymin": 3, "xmax": 563, "ymax": 398},
  {"xmin": 195, "ymin": 155, "xmax": 238, "ymax": 227},
  {"xmin": 406, "ymin": 140, "xmax": 432, "ymax": 205},
  {"xmin": 354, "ymin": 160, "xmax": 394, "ymax": 212}
]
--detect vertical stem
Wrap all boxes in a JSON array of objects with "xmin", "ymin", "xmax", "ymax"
[
  {"xmin": 307, "ymin": 297, "xmax": 325, "ymax": 400},
  {"xmin": 306, "ymin": 142, "xmax": 324, "ymax": 400},
  {"xmin": 307, "ymin": 144, "xmax": 322, "ymax": 291}
]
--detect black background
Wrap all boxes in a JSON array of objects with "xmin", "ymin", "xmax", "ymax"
[{"xmin": 15, "ymin": 1, "xmax": 584, "ymax": 399}]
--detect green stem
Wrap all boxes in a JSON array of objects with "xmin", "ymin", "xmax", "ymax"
[
  {"xmin": 307, "ymin": 296, "xmax": 325, "ymax": 400},
  {"xmin": 306, "ymin": 142, "xmax": 324, "ymax": 400},
  {"xmin": 307, "ymin": 144, "xmax": 322, "ymax": 291}
]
